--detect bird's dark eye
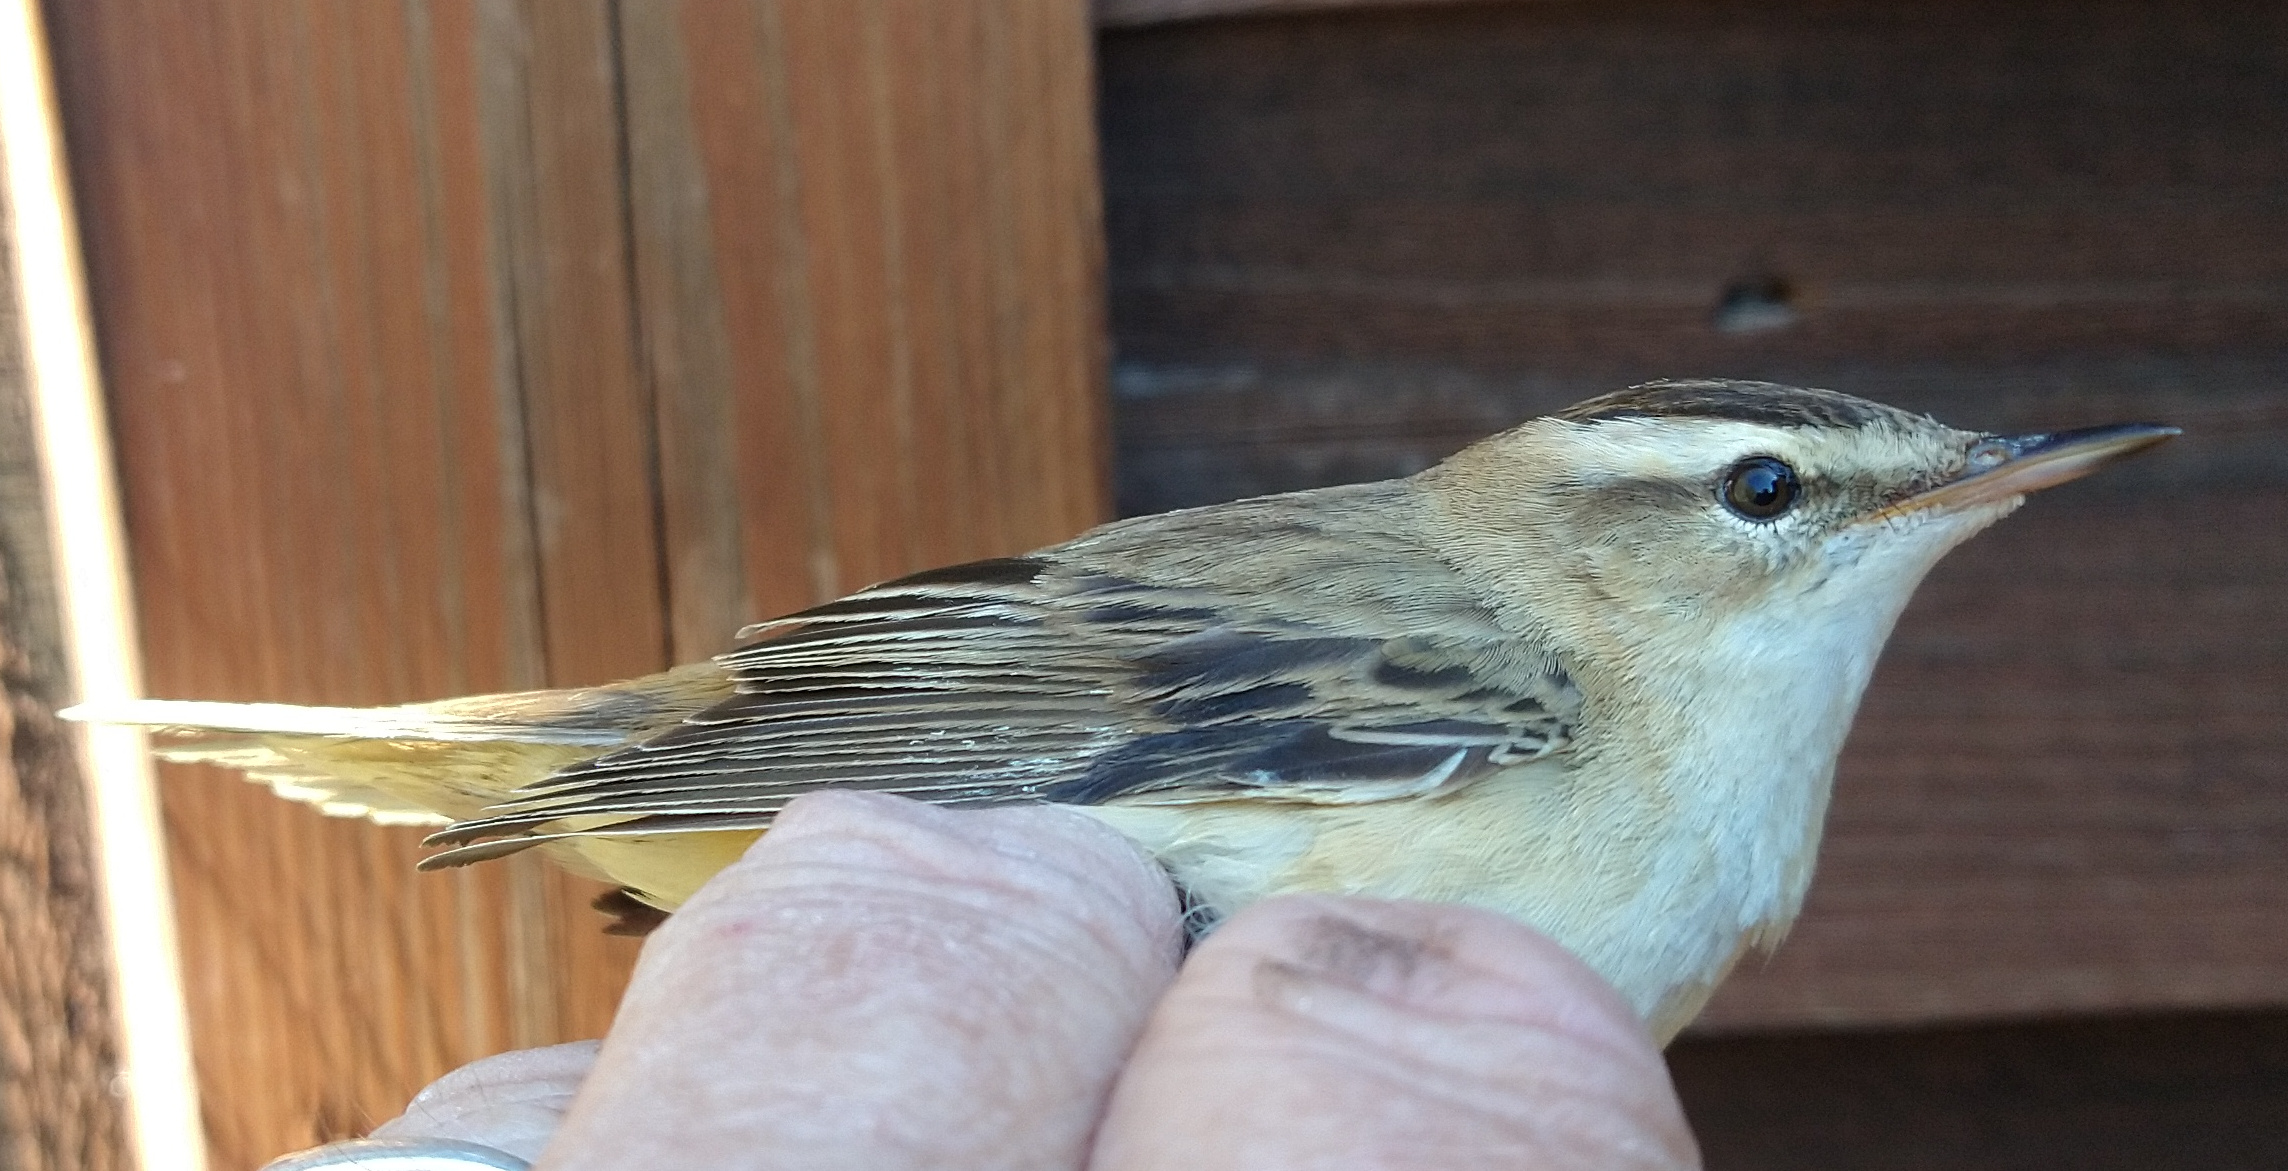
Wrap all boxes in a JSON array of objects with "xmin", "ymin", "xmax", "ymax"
[{"xmin": 1721, "ymin": 457, "xmax": 1800, "ymax": 521}]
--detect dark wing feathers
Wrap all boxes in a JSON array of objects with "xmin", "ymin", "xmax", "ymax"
[{"xmin": 424, "ymin": 534, "xmax": 1578, "ymax": 864}]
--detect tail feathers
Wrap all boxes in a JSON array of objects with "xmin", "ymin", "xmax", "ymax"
[
  {"xmin": 59, "ymin": 698, "xmax": 631, "ymax": 746},
  {"xmin": 141, "ymin": 736, "xmax": 454, "ymax": 826},
  {"xmin": 61, "ymin": 665, "xmax": 736, "ymax": 828},
  {"xmin": 61, "ymin": 699, "xmax": 631, "ymax": 827},
  {"xmin": 56, "ymin": 699, "xmax": 582, "ymax": 825},
  {"xmin": 66, "ymin": 663, "xmax": 736, "ymax": 837}
]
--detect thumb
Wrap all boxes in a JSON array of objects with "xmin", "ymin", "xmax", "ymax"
[{"xmin": 1089, "ymin": 895, "xmax": 1701, "ymax": 1171}]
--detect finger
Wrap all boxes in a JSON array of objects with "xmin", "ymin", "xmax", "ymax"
[
  {"xmin": 537, "ymin": 791, "xmax": 1184, "ymax": 1171},
  {"xmin": 1089, "ymin": 896, "xmax": 1700, "ymax": 1171},
  {"xmin": 369, "ymin": 1040, "xmax": 598, "ymax": 1161}
]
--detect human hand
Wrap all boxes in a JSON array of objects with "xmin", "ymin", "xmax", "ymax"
[{"xmin": 366, "ymin": 791, "xmax": 1699, "ymax": 1170}]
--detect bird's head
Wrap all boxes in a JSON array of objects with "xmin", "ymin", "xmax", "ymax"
[{"xmin": 1421, "ymin": 379, "xmax": 2176, "ymax": 686}]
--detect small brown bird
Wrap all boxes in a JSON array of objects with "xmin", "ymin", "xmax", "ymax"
[{"xmin": 71, "ymin": 380, "xmax": 2174, "ymax": 1041}]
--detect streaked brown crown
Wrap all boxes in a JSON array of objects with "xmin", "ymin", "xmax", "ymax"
[{"xmin": 1557, "ymin": 379, "xmax": 1927, "ymax": 431}]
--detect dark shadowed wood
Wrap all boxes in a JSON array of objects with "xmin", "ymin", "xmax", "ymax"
[
  {"xmin": 1094, "ymin": 0, "xmax": 1490, "ymax": 29},
  {"xmin": 1099, "ymin": 0, "xmax": 2288, "ymax": 1027},
  {"xmin": 48, "ymin": 0, "xmax": 1107, "ymax": 1164},
  {"xmin": 1669, "ymin": 1010, "xmax": 2288, "ymax": 1171},
  {"xmin": 1103, "ymin": 0, "xmax": 2288, "ymax": 380}
]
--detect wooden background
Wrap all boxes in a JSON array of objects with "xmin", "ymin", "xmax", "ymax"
[
  {"xmin": 47, "ymin": 1, "xmax": 1105, "ymax": 1164},
  {"xmin": 25, "ymin": 0, "xmax": 2288, "ymax": 1166},
  {"xmin": 1668, "ymin": 1008, "xmax": 2288, "ymax": 1171}
]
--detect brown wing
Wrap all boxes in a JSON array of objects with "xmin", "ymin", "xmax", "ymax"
[{"xmin": 422, "ymin": 494, "xmax": 1579, "ymax": 867}]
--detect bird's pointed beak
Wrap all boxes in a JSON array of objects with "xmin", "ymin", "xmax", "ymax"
[{"xmin": 1883, "ymin": 422, "xmax": 2180, "ymax": 518}]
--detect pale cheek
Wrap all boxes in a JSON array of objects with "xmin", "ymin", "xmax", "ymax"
[
  {"xmin": 1785, "ymin": 517, "xmax": 1994, "ymax": 669},
  {"xmin": 1574, "ymin": 520, "xmax": 1801, "ymax": 619}
]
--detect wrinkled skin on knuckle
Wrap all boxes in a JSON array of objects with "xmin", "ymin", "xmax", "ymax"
[
  {"xmin": 554, "ymin": 791, "xmax": 1184, "ymax": 1170},
  {"xmin": 1097, "ymin": 897, "xmax": 1700, "ymax": 1171}
]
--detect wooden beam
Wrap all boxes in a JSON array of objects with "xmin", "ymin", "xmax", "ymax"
[
  {"xmin": 46, "ymin": 1, "xmax": 1107, "ymax": 1165},
  {"xmin": 0, "ymin": 207, "xmax": 136, "ymax": 1171},
  {"xmin": 0, "ymin": 0, "xmax": 201, "ymax": 1164}
]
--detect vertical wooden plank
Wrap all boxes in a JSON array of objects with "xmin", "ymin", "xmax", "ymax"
[
  {"xmin": 42, "ymin": 0, "xmax": 568, "ymax": 1161},
  {"xmin": 644, "ymin": 0, "xmax": 1110, "ymax": 621},
  {"xmin": 777, "ymin": 0, "xmax": 906, "ymax": 590},
  {"xmin": 669, "ymin": 0, "xmax": 838, "ymax": 620},
  {"xmin": 0, "ymin": 0, "xmax": 196, "ymax": 1162},
  {"xmin": 49, "ymin": 0, "xmax": 1111, "ymax": 1163},
  {"xmin": 978, "ymin": 0, "xmax": 1114, "ymax": 551},
  {"xmin": 881, "ymin": 2, "xmax": 993, "ymax": 568},
  {"xmin": 618, "ymin": 2, "xmax": 748, "ymax": 662},
  {"xmin": 476, "ymin": 0, "xmax": 669, "ymax": 687},
  {"xmin": 469, "ymin": 0, "xmax": 656, "ymax": 1052}
]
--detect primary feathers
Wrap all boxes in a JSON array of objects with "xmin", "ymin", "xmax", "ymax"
[{"xmin": 434, "ymin": 481, "xmax": 1579, "ymax": 862}]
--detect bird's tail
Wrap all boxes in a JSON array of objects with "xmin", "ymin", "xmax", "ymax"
[{"xmin": 62, "ymin": 662, "xmax": 735, "ymax": 827}]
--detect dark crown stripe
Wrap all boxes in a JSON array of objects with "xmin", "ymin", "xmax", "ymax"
[{"xmin": 1557, "ymin": 379, "xmax": 1906, "ymax": 430}]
